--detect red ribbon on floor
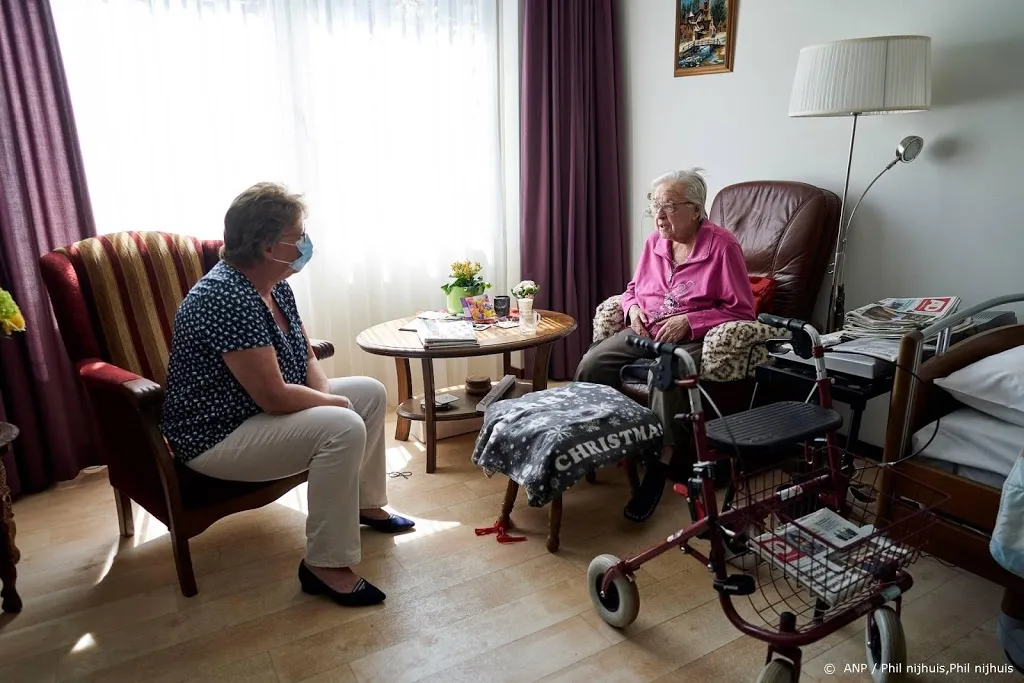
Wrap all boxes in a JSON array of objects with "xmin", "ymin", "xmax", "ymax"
[{"xmin": 474, "ymin": 518, "xmax": 526, "ymax": 544}]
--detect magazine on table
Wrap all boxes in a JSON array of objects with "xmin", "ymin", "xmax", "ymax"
[
  {"xmin": 749, "ymin": 508, "xmax": 905, "ymax": 606},
  {"xmin": 414, "ymin": 319, "xmax": 479, "ymax": 349},
  {"xmin": 460, "ymin": 294, "xmax": 497, "ymax": 323}
]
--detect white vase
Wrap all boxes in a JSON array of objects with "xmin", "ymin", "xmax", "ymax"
[{"xmin": 517, "ymin": 297, "xmax": 537, "ymax": 334}]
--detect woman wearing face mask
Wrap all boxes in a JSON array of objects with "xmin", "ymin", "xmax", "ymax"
[{"xmin": 161, "ymin": 182, "xmax": 411, "ymax": 607}]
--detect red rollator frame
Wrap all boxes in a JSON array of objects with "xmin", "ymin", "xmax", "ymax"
[{"xmin": 587, "ymin": 314, "xmax": 948, "ymax": 683}]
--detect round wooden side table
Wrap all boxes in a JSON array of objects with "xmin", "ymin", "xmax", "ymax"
[
  {"xmin": 0, "ymin": 421, "xmax": 22, "ymax": 613},
  {"xmin": 356, "ymin": 311, "xmax": 577, "ymax": 473}
]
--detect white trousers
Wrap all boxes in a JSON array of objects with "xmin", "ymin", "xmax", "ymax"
[{"xmin": 185, "ymin": 377, "xmax": 389, "ymax": 568}]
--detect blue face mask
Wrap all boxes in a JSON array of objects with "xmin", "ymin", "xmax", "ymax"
[{"xmin": 275, "ymin": 234, "xmax": 314, "ymax": 273}]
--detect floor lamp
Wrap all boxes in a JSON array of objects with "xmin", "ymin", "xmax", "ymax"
[{"xmin": 789, "ymin": 35, "xmax": 932, "ymax": 333}]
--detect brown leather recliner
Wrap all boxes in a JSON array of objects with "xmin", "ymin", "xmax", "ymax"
[
  {"xmin": 614, "ymin": 180, "xmax": 840, "ymax": 479},
  {"xmin": 619, "ymin": 180, "xmax": 840, "ymax": 401}
]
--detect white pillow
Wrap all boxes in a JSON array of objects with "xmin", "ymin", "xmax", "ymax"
[
  {"xmin": 934, "ymin": 345, "xmax": 1024, "ymax": 427},
  {"xmin": 910, "ymin": 407, "xmax": 1024, "ymax": 477}
]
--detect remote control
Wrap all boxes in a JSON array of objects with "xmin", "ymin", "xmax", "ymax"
[{"xmin": 475, "ymin": 374, "xmax": 517, "ymax": 414}]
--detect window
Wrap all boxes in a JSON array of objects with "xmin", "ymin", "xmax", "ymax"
[{"xmin": 53, "ymin": 0, "xmax": 507, "ymax": 384}]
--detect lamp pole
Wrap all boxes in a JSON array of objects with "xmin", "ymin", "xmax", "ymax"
[{"xmin": 826, "ymin": 112, "xmax": 859, "ymax": 334}]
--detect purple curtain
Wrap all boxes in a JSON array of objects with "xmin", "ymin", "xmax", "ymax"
[
  {"xmin": 519, "ymin": 0, "xmax": 630, "ymax": 380},
  {"xmin": 0, "ymin": 0, "xmax": 98, "ymax": 496}
]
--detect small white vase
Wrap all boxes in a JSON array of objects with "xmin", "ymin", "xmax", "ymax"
[
  {"xmin": 517, "ymin": 297, "xmax": 537, "ymax": 335},
  {"xmin": 518, "ymin": 297, "xmax": 534, "ymax": 317}
]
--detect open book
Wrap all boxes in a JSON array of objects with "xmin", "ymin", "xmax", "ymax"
[{"xmin": 750, "ymin": 508, "xmax": 910, "ymax": 606}]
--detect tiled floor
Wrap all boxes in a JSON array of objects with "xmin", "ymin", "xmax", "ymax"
[{"xmin": 0, "ymin": 423, "xmax": 1013, "ymax": 682}]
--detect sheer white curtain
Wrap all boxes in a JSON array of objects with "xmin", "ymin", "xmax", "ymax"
[{"xmin": 52, "ymin": 0, "xmax": 507, "ymax": 401}]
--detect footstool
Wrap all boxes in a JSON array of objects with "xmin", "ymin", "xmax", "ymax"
[{"xmin": 471, "ymin": 382, "xmax": 664, "ymax": 552}]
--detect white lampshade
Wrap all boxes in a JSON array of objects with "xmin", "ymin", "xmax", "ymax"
[{"xmin": 789, "ymin": 35, "xmax": 931, "ymax": 117}]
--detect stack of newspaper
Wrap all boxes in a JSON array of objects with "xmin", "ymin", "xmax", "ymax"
[
  {"xmin": 842, "ymin": 296, "xmax": 971, "ymax": 339},
  {"xmin": 415, "ymin": 319, "xmax": 479, "ymax": 349},
  {"xmin": 750, "ymin": 508, "xmax": 911, "ymax": 606}
]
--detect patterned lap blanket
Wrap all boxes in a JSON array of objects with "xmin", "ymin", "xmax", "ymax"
[{"xmin": 470, "ymin": 382, "xmax": 664, "ymax": 507}]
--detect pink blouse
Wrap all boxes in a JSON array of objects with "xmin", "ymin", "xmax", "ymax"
[{"xmin": 620, "ymin": 220, "xmax": 756, "ymax": 340}]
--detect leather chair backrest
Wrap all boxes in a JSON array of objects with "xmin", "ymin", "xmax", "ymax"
[
  {"xmin": 40, "ymin": 232, "xmax": 223, "ymax": 385},
  {"xmin": 709, "ymin": 181, "xmax": 840, "ymax": 321}
]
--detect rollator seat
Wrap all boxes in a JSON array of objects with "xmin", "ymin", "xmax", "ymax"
[{"xmin": 705, "ymin": 401, "xmax": 842, "ymax": 453}]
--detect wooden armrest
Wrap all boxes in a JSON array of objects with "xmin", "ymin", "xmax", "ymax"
[{"xmin": 310, "ymin": 339, "xmax": 335, "ymax": 361}]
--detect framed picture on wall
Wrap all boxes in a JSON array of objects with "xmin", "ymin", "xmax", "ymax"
[{"xmin": 674, "ymin": 0, "xmax": 737, "ymax": 77}]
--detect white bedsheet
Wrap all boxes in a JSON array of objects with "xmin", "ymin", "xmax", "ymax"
[
  {"xmin": 909, "ymin": 408, "xmax": 1024, "ymax": 578},
  {"xmin": 910, "ymin": 407, "xmax": 1024, "ymax": 484}
]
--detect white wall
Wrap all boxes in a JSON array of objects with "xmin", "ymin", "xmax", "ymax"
[{"xmin": 619, "ymin": 0, "xmax": 1024, "ymax": 446}]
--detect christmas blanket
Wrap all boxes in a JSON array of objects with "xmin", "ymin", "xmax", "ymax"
[{"xmin": 470, "ymin": 382, "xmax": 664, "ymax": 507}]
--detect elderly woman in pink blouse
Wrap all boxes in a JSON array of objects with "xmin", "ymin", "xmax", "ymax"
[{"xmin": 575, "ymin": 168, "xmax": 755, "ymax": 520}]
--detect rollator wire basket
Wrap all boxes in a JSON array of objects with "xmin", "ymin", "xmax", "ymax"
[{"xmin": 728, "ymin": 447, "xmax": 950, "ymax": 634}]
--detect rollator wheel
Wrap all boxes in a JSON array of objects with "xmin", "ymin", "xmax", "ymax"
[
  {"xmin": 864, "ymin": 606, "xmax": 907, "ymax": 683},
  {"xmin": 587, "ymin": 554, "xmax": 640, "ymax": 629},
  {"xmin": 754, "ymin": 659, "xmax": 794, "ymax": 683}
]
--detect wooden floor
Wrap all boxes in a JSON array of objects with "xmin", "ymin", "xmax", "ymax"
[{"xmin": 0, "ymin": 423, "xmax": 1013, "ymax": 683}]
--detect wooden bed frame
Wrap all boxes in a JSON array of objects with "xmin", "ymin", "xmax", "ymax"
[{"xmin": 881, "ymin": 323, "xmax": 1024, "ymax": 613}]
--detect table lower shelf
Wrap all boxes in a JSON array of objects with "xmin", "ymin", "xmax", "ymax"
[{"xmin": 396, "ymin": 380, "xmax": 533, "ymax": 422}]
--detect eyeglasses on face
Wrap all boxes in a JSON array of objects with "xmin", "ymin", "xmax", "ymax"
[
  {"xmin": 649, "ymin": 200, "xmax": 695, "ymax": 215},
  {"xmin": 277, "ymin": 227, "xmax": 307, "ymax": 246}
]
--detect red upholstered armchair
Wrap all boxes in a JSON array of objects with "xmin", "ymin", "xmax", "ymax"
[{"xmin": 39, "ymin": 232, "xmax": 335, "ymax": 597}]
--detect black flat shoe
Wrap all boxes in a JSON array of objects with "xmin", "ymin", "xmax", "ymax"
[
  {"xmin": 298, "ymin": 561, "xmax": 386, "ymax": 607},
  {"xmin": 624, "ymin": 461, "xmax": 668, "ymax": 523},
  {"xmin": 359, "ymin": 513, "xmax": 416, "ymax": 533}
]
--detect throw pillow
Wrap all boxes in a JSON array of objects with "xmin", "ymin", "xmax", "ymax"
[{"xmin": 749, "ymin": 276, "xmax": 777, "ymax": 314}]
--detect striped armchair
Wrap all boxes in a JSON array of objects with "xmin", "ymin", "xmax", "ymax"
[{"xmin": 39, "ymin": 232, "xmax": 334, "ymax": 597}]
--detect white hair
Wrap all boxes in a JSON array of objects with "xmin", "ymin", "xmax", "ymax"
[{"xmin": 651, "ymin": 168, "xmax": 708, "ymax": 219}]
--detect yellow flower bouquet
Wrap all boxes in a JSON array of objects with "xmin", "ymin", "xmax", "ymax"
[{"xmin": 0, "ymin": 288, "xmax": 26, "ymax": 337}]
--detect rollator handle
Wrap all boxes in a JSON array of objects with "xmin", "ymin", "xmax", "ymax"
[
  {"xmin": 624, "ymin": 334, "xmax": 661, "ymax": 355},
  {"xmin": 624, "ymin": 334, "xmax": 698, "ymax": 384},
  {"xmin": 757, "ymin": 313, "xmax": 809, "ymax": 335}
]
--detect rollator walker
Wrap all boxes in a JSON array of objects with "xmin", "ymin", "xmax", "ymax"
[{"xmin": 587, "ymin": 313, "xmax": 948, "ymax": 683}]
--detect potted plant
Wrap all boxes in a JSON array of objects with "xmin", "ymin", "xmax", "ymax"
[
  {"xmin": 0, "ymin": 288, "xmax": 25, "ymax": 338},
  {"xmin": 441, "ymin": 260, "xmax": 491, "ymax": 315},
  {"xmin": 511, "ymin": 280, "xmax": 540, "ymax": 318}
]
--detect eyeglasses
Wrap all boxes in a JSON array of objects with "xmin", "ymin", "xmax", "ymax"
[
  {"xmin": 649, "ymin": 200, "xmax": 694, "ymax": 215},
  {"xmin": 277, "ymin": 229, "xmax": 307, "ymax": 246}
]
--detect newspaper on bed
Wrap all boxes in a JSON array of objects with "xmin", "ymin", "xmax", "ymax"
[
  {"xmin": 749, "ymin": 508, "xmax": 900, "ymax": 606},
  {"xmin": 842, "ymin": 296, "xmax": 972, "ymax": 340}
]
